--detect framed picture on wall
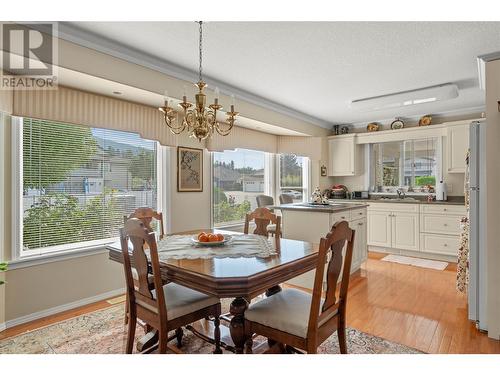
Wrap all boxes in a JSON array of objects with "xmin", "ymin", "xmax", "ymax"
[{"xmin": 177, "ymin": 146, "xmax": 203, "ymax": 192}]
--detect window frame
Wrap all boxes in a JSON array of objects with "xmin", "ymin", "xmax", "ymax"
[
  {"xmin": 11, "ymin": 117, "xmax": 164, "ymax": 261},
  {"xmin": 275, "ymin": 154, "xmax": 311, "ymax": 203},
  {"xmin": 368, "ymin": 137, "xmax": 442, "ymax": 194}
]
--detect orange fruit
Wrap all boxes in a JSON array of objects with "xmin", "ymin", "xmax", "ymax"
[
  {"xmin": 216, "ymin": 234, "xmax": 224, "ymax": 241},
  {"xmin": 199, "ymin": 234, "xmax": 209, "ymax": 242},
  {"xmin": 208, "ymin": 234, "xmax": 218, "ymax": 242},
  {"xmin": 197, "ymin": 232, "xmax": 207, "ymax": 240}
]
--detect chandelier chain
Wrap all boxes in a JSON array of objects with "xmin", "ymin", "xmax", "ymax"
[{"xmin": 198, "ymin": 21, "xmax": 203, "ymax": 82}]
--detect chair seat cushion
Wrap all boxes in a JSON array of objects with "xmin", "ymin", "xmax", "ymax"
[
  {"xmin": 245, "ymin": 289, "xmax": 327, "ymax": 338},
  {"xmin": 137, "ymin": 283, "xmax": 219, "ymax": 320}
]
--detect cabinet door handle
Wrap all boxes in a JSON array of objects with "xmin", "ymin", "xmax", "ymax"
[
  {"xmin": 443, "ymin": 243, "xmax": 448, "ymax": 247},
  {"xmin": 358, "ymin": 222, "xmax": 363, "ymax": 226},
  {"xmin": 444, "ymin": 223, "xmax": 448, "ymax": 226}
]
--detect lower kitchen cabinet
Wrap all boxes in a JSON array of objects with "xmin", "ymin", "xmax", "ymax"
[
  {"xmin": 368, "ymin": 209, "xmax": 419, "ymax": 251},
  {"xmin": 391, "ymin": 212, "xmax": 419, "ymax": 251},
  {"xmin": 367, "ymin": 202, "xmax": 465, "ymax": 259},
  {"xmin": 351, "ymin": 217, "xmax": 368, "ymax": 270},
  {"xmin": 367, "ymin": 211, "xmax": 392, "ymax": 247},
  {"xmin": 420, "ymin": 232, "xmax": 461, "ymax": 256}
]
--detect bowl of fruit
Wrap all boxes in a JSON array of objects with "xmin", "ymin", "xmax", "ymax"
[{"xmin": 191, "ymin": 232, "xmax": 231, "ymax": 247}]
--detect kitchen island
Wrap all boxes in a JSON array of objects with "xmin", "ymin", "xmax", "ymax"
[{"xmin": 270, "ymin": 202, "xmax": 368, "ymax": 289}]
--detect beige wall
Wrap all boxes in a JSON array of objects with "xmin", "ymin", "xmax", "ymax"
[
  {"xmin": 486, "ymin": 59, "xmax": 500, "ymax": 339},
  {"xmin": 3, "ymin": 253, "xmax": 124, "ymax": 323}
]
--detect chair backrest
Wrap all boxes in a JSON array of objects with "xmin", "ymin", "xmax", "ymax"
[
  {"xmin": 256, "ymin": 195, "xmax": 274, "ymax": 208},
  {"xmin": 124, "ymin": 207, "xmax": 165, "ymax": 239},
  {"xmin": 244, "ymin": 207, "xmax": 281, "ymax": 250},
  {"xmin": 279, "ymin": 194, "xmax": 294, "ymax": 204},
  {"xmin": 307, "ymin": 220, "xmax": 355, "ymax": 334},
  {"xmin": 120, "ymin": 218, "xmax": 167, "ymax": 320}
]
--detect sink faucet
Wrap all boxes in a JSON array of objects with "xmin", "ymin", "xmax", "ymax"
[{"xmin": 396, "ymin": 188, "xmax": 406, "ymax": 199}]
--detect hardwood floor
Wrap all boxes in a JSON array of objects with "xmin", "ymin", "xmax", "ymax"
[{"xmin": 1, "ymin": 252, "xmax": 499, "ymax": 353}]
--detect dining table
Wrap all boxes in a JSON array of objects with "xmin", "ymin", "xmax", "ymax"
[{"xmin": 107, "ymin": 229, "xmax": 319, "ymax": 354}]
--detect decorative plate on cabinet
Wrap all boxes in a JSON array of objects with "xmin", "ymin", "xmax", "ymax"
[
  {"xmin": 418, "ymin": 115, "xmax": 432, "ymax": 126},
  {"xmin": 367, "ymin": 122, "xmax": 380, "ymax": 132},
  {"xmin": 390, "ymin": 118, "xmax": 405, "ymax": 130}
]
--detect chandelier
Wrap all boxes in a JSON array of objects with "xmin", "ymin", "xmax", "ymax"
[{"xmin": 158, "ymin": 21, "xmax": 238, "ymax": 141}]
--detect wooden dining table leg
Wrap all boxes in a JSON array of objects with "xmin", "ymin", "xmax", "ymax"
[{"xmin": 229, "ymin": 297, "xmax": 249, "ymax": 354}]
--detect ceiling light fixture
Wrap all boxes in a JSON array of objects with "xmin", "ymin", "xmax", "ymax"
[
  {"xmin": 350, "ymin": 84, "xmax": 459, "ymax": 112},
  {"xmin": 158, "ymin": 21, "xmax": 238, "ymax": 141}
]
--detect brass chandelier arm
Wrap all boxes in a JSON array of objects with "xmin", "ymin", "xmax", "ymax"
[{"xmin": 158, "ymin": 21, "xmax": 238, "ymax": 141}]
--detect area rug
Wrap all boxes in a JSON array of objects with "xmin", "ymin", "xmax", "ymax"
[
  {"xmin": 381, "ymin": 254, "xmax": 448, "ymax": 271},
  {"xmin": 0, "ymin": 302, "xmax": 422, "ymax": 354}
]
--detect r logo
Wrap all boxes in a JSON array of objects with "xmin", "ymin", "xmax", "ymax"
[{"xmin": 2, "ymin": 23, "xmax": 54, "ymax": 76}]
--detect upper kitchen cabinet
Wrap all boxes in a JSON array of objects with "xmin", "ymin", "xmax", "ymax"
[
  {"xmin": 446, "ymin": 123, "xmax": 470, "ymax": 173},
  {"xmin": 328, "ymin": 134, "xmax": 362, "ymax": 176}
]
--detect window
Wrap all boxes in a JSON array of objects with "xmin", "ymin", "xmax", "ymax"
[
  {"xmin": 212, "ymin": 149, "xmax": 269, "ymax": 227},
  {"xmin": 370, "ymin": 138, "xmax": 438, "ymax": 193},
  {"xmin": 15, "ymin": 118, "xmax": 159, "ymax": 257},
  {"xmin": 278, "ymin": 154, "xmax": 309, "ymax": 203}
]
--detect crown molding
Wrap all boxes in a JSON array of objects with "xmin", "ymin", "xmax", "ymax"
[{"xmin": 30, "ymin": 22, "xmax": 331, "ymax": 130}]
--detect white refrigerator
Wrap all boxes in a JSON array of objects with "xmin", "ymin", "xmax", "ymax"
[{"xmin": 468, "ymin": 120, "xmax": 487, "ymax": 331}]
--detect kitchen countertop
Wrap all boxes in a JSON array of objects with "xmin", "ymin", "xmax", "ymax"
[
  {"xmin": 270, "ymin": 203, "xmax": 369, "ymax": 213},
  {"xmin": 328, "ymin": 197, "xmax": 465, "ymax": 206}
]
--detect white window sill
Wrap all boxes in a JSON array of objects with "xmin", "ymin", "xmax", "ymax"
[{"xmin": 7, "ymin": 243, "xmax": 115, "ymax": 270}]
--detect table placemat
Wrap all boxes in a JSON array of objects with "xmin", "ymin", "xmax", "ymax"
[{"xmin": 155, "ymin": 234, "xmax": 276, "ymax": 260}]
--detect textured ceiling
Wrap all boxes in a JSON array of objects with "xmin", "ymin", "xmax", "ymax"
[{"xmin": 67, "ymin": 21, "xmax": 500, "ymax": 125}]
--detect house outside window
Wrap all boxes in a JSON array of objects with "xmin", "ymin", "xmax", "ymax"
[
  {"xmin": 14, "ymin": 118, "xmax": 159, "ymax": 257},
  {"xmin": 370, "ymin": 138, "xmax": 439, "ymax": 193},
  {"xmin": 212, "ymin": 149, "xmax": 270, "ymax": 227}
]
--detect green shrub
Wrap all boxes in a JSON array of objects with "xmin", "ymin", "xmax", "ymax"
[{"xmin": 415, "ymin": 176, "xmax": 436, "ymax": 186}]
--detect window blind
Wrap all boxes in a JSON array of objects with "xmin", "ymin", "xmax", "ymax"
[{"xmin": 21, "ymin": 118, "xmax": 158, "ymax": 254}]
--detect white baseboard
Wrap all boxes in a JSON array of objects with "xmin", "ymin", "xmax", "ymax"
[{"xmin": 1, "ymin": 288, "xmax": 125, "ymax": 331}]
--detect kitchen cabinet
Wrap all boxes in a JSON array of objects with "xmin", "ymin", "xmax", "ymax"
[
  {"xmin": 391, "ymin": 212, "xmax": 420, "ymax": 251},
  {"xmin": 447, "ymin": 124, "xmax": 470, "ymax": 173},
  {"xmin": 367, "ymin": 203, "xmax": 419, "ymax": 252},
  {"xmin": 328, "ymin": 135, "xmax": 361, "ymax": 176},
  {"xmin": 367, "ymin": 211, "xmax": 392, "ymax": 247},
  {"xmin": 280, "ymin": 206, "xmax": 368, "ymax": 289},
  {"xmin": 420, "ymin": 204, "xmax": 465, "ymax": 256},
  {"xmin": 350, "ymin": 217, "xmax": 368, "ymax": 271}
]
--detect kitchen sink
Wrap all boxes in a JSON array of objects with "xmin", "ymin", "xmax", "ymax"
[{"xmin": 378, "ymin": 197, "xmax": 419, "ymax": 202}]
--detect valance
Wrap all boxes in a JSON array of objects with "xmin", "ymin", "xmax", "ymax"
[
  {"xmin": 12, "ymin": 85, "xmax": 179, "ymax": 147},
  {"xmin": 0, "ymin": 71, "xmax": 13, "ymax": 114},
  {"xmin": 206, "ymin": 125, "xmax": 278, "ymax": 154},
  {"xmin": 277, "ymin": 135, "xmax": 323, "ymax": 160},
  {"xmin": 12, "ymin": 85, "xmax": 324, "ymax": 158}
]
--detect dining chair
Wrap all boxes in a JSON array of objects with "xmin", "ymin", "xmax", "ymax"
[
  {"xmin": 120, "ymin": 218, "xmax": 222, "ymax": 354},
  {"xmin": 279, "ymin": 194, "xmax": 294, "ymax": 204},
  {"xmin": 256, "ymin": 195, "xmax": 277, "ymax": 236},
  {"xmin": 123, "ymin": 207, "xmax": 166, "ymax": 325},
  {"xmin": 244, "ymin": 220, "xmax": 355, "ymax": 354},
  {"xmin": 124, "ymin": 207, "xmax": 165, "ymax": 240},
  {"xmin": 244, "ymin": 207, "xmax": 281, "ymax": 250}
]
